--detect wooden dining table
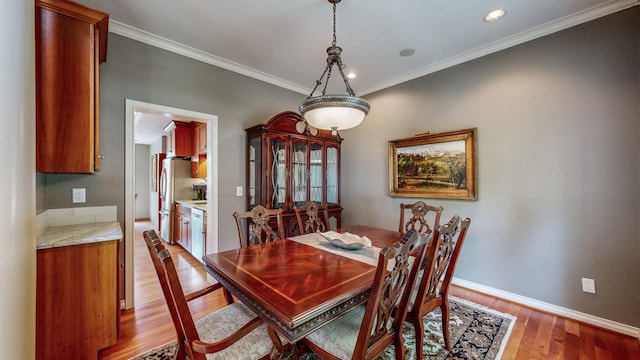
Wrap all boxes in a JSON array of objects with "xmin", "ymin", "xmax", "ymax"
[{"xmin": 202, "ymin": 225, "xmax": 404, "ymax": 348}]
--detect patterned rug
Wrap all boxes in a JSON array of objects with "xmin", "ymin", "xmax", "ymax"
[{"xmin": 129, "ymin": 297, "xmax": 515, "ymax": 360}]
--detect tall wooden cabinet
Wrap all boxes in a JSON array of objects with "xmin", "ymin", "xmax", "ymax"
[
  {"xmin": 245, "ymin": 111, "xmax": 343, "ymax": 236},
  {"xmin": 35, "ymin": 0, "xmax": 109, "ymax": 173}
]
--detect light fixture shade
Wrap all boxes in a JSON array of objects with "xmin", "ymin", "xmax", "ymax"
[
  {"xmin": 298, "ymin": 0, "xmax": 370, "ymax": 135},
  {"xmin": 299, "ymin": 94, "xmax": 370, "ymax": 131}
]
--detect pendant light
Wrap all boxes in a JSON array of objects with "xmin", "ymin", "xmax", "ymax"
[{"xmin": 298, "ymin": 0, "xmax": 370, "ymax": 136}]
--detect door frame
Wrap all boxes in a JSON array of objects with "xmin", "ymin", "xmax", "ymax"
[{"xmin": 124, "ymin": 99, "xmax": 219, "ymax": 309}]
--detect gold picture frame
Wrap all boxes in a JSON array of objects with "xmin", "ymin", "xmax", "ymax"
[{"xmin": 389, "ymin": 128, "xmax": 477, "ymax": 200}]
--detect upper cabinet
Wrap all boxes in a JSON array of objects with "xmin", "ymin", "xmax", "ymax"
[
  {"xmin": 164, "ymin": 121, "xmax": 194, "ymax": 158},
  {"xmin": 245, "ymin": 111, "xmax": 343, "ymax": 236},
  {"xmin": 35, "ymin": 0, "xmax": 109, "ymax": 173},
  {"xmin": 191, "ymin": 122, "xmax": 207, "ymax": 179},
  {"xmin": 194, "ymin": 123, "xmax": 207, "ymax": 155}
]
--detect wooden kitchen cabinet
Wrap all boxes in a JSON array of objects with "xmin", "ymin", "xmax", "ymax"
[
  {"xmin": 191, "ymin": 123, "xmax": 207, "ymax": 178},
  {"xmin": 245, "ymin": 111, "xmax": 343, "ymax": 237},
  {"xmin": 164, "ymin": 121, "xmax": 194, "ymax": 158},
  {"xmin": 194, "ymin": 122, "xmax": 207, "ymax": 155},
  {"xmin": 175, "ymin": 203, "xmax": 192, "ymax": 252},
  {"xmin": 36, "ymin": 239, "xmax": 120, "ymax": 359},
  {"xmin": 191, "ymin": 157, "xmax": 207, "ymax": 179},
  {"xmin": 35, "ymin": 0, "xmax": 109, "ymax": 173}
]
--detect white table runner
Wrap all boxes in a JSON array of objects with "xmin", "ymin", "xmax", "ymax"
[{"xmin": 290, "ymin": 232, "xmax": 381, "ymax": 266}]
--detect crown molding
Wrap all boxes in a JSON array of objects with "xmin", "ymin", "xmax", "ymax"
[
  {"xmin": 107, "ymin": 0, "xmax": 638, "ymax": 96},
  {"xmin": 108, "ymin": 21, "xmax": 310, "ymax": 95},
  {"xmin": 360, "ymin": 0, "xmax": 640, "ymax": 95}
]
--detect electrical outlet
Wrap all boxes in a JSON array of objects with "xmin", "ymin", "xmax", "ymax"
[
  {"xmin": 581, "ymin": 277, "xmax": 596, "ymax": 294},
  {"xmin": 72, "ymin": 188, "xmax": 86, "ymax": 203},
  {"xmin": 236, "ymin": 186, "xmax": 243, "ymax": 197}
]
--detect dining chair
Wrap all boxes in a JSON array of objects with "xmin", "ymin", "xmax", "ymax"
[
  {"xmin": 233, "ymin": 205, "xmax": 285, "ymax": 247},
  {"xmin": 294, "ymin": 201, "xmax": 330, "ymax": 234},
  {"xmin": 302, "ymin": 229, "xmax": 429, "ymax": 360},
  {"xmin": 142, "ymin": 229, "xmax": 284, "ymax": 360},
  {"xmin": 398, "ymin": 201, "xmax": 443, "ymax": 238},
  {"xmin": 405, "ymin": 215, "xmax": 471, "ymax": 358}
]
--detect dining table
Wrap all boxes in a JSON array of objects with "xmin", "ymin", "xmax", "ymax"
[{"xmin": 202, "ymin": 224, "xmax": 404, "ymax": 354}]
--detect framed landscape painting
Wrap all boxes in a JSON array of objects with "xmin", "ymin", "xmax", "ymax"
[{"xmin": 389, "ymin": 128, "xmax": 477, "ymax": 200}]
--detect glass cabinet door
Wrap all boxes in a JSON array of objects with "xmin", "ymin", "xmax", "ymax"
[
  {"xmin": 269, "ymin": 135, "xmax": 287, "ymax": 209},
  {"xmin": 326, "ymin": 144, "xmax": 339, "ymax": 205},
  {"xmin": 309, "ymin": 142, "xmax": 323, "ymax": 203},
  {"xmin": 248, "ymin": 136, "xmax": 262, "ymax": 208},
  {"xmin": 291, "ymin": 138, "xmax": 307, "ymax": 208}
]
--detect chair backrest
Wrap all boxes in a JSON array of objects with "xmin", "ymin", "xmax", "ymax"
[
  {"xmin": 144, "ymin": 229, "xmax": 267, "ymax": 360},
  {"xmin": 352, "ymin": 229, "xmax": 429, "ymax": 360},
  {"xmin": 142, "ymin": 230, "xmax": 191, "ymax": 359},
  {"xmin": 398, "ymin": 201, "xmax": 443, "ymax": 237},
  {"xmin": 412, "ymin": 216, "xmax": 471, "ymax": 310},
  {"xmin": 233, "ymin": 205, "xmax": 285, "ymax": 247},
  {"xmin": 144, "ymin": 230, "xmax": 209, "ymax": 359},
  {"xmin": 294, "ymin": 201, "xmax": 329, "ymax": 234}
]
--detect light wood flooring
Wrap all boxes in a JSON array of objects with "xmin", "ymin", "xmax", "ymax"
[{"xmin": 99, "ymin": 220, "xmax": 640, "ymax": 359}]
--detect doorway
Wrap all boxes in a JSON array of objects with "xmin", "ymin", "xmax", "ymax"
[{"xmin": 124, "ymin": 99, "xmax": 219, "ymax": 309}]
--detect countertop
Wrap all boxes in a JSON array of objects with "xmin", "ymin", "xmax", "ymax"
[
  {"xmin": 176, "ymin": 200, "xmax": 207, "ymax": 211},
  {"xmin": 37, "ymin": 221, "xmax": 123, "ymax": 249}
]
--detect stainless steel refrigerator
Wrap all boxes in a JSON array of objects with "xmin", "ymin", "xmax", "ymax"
[{"xmin": 159, "ymin": 158, "xmax": 197, "ymax": 243}]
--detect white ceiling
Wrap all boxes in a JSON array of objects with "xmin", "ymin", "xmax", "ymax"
[{"xmin": 76, "ymin": 0, "xmax": 638, "ymax": 144}]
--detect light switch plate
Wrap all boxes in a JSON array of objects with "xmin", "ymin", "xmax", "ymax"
[
  {"xmin": 581, "ymin": 277, "xmax": 596, "ymax": 294},
  {"xmin": 72, "ymin": 188, "xmax": 86, "ymax": 203},
  {"xmin": 236, "ymin": 186, "xmax": 243, "ymax": 197}
]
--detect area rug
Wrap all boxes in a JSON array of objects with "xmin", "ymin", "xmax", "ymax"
[{"xmin": 129, "ymin": 297, "xmax": 515, "ymax": 360}]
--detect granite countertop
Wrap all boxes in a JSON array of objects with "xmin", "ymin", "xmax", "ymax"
[
  {"xmin": 177, "ymin": 200, "xmax": 207, "ymax": 211},
  {"xmin": 37, "ymin": 221, "xmax": 123, "ymax": 249}
]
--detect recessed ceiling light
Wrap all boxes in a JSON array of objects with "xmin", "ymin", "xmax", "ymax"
[
  {"xmin": 399, "ymin": 48, "xmax": 416, "ymax": 57},
  {"xmin": 484, "ymin": 9, "xmax": 506, "ymax": 23},
  {"xmin": 346, "ymin": 72, "xmax": 357, "ymax": 79}
]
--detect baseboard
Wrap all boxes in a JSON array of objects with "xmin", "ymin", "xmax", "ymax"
[{"xmin": 452, "ymin": 278, "xmax": 640, "ymax": 339}]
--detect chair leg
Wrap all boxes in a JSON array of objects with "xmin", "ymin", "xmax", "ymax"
[
  {"xmin": 394, "ymin": 333, "xmax": 406, "ymax": 360},
  {"xmin": 172, "ymin": 337, "xmax": 187, "ymax": 360},
  {"xmin": 441, "ymin": 301, "xmax": 451, "ymax": 350},
  {"xmin": 410, "ymin": 316, "xmax": 425, "ymax": 360}
]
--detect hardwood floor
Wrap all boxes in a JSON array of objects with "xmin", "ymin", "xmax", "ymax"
[{"xmin": 99, "ymin": 220, "xmax": 640, "ymax": 359}]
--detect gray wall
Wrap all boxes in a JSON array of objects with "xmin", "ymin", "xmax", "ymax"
[
  {"xmin": 41, "ymin": 33, "xmax": 303, "ymax": 252},
  {"xmin": 134, "ymin": 144, "xmax": 150, "ymax": 219},
  {"xmin": 341, "ymin": 7, "xmax": 639, "ymax": 327},
  {"xmin": 37, "ymin": 7, "xmax": 639, "ymax": 327}
]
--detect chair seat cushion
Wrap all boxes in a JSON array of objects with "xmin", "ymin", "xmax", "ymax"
[
  {"xmin": 195, "ymin": 302, "xmax": 274, "ymax": 360},
  {"xmin": 305, "ymin": 305, "xmax": 366, "ymax": 360}
]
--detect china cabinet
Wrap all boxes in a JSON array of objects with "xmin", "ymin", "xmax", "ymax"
[
  {"xmin": 35, "ymin": 0, "xmax": 109, "ymax": 173},
  {"xmin": 245, "ymin": 111, "xmax": 342, "ymax": 236}
]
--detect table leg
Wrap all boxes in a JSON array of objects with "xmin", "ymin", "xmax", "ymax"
[{"xmin": 267, "ymin": 326, "xmax": 299, "ymax": 360}]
